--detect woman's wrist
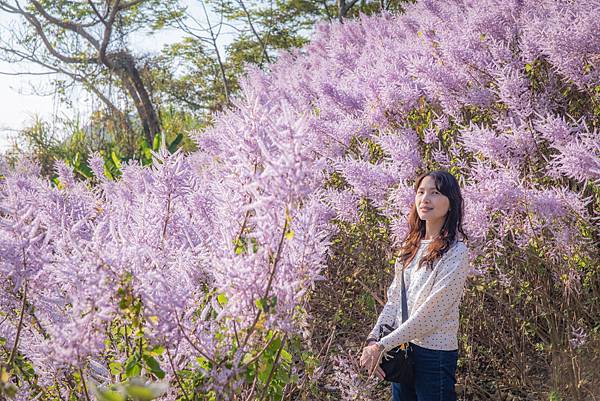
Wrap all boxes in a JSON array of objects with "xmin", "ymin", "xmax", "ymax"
[{"xmin": 365, "ymin": 337, "xmax": 378, "ymax": 346}]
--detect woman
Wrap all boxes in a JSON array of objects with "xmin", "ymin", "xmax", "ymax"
[{"xmin": 359, "ymin": 170, "xmax": 470, "ymax": 401}]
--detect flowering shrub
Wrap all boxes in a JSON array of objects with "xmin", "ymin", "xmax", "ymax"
[{"xmin": 1, "ymin": 0, "xmax": 599, "ymax": 400}]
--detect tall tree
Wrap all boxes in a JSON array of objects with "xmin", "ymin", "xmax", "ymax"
[
  {"xmin": 152, "ymin": 0, "xmax": 414, "ymax": 123},
  {"xmin": 0, "ymin": 0, "xmax": 182, "ymax": 146}
]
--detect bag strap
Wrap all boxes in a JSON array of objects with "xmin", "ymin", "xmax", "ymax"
[{"xmin": 400, "ymin": 266, "xmax": 408, "ymax": 323}]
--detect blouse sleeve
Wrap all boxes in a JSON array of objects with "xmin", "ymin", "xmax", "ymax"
[
  {"xmin": 366, "ymin": 259, "xmax": 402, "ymax": 340},
  {"xmin": 377, "ymin": 242, "xmax": 470, "ymax": 352}
]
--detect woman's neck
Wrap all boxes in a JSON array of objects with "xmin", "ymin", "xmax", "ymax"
[{"xmin": 423, "ymin": 218, "xmax": 444, "ymax": 240}]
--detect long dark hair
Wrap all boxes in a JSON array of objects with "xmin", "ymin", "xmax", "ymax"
[{"xmin": 398, "ymin": 170, "xmax": 467, "ymax": 270}]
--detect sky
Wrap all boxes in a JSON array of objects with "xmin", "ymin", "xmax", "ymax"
[
  {"xmin": 0, "ymin": 60, "xmax": 58, "ymax": 151},
  {"xmin": 0, "ymin": 1, "xmax": 233, "ymax": 152}
]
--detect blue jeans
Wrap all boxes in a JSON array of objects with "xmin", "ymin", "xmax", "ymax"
[{"xmin": 391, "ymin": 343, "xmax": 458, "ymax": 401}]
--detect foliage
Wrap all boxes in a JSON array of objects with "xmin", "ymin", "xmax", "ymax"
[
  {"xmin": 4, "ymin": 107, "xmax": 194, "ymax": 182},
  {"xmin": 0, "ymin": 0, "xmax": 184, "ymax": 145}
]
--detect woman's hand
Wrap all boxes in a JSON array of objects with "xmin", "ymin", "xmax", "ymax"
[{"xmin": 359, "ymin": 342, "xmax": 386, "ymax": 380}]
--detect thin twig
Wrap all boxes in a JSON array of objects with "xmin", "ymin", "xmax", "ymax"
[
  {"xmin": 238, "ymin": 211, "xmax": 289, "ymax": 354},
  {"xmin": 232, "ymin": 319, "xmax": 241, "ymax": 348},
  {"xmin": 241, "ymin": 333, "xmax": 278, "ymax": 368},
  {"xmin": 175, "ymin": 315, "xmax": 216, "ymax": 363},
  {"xmin": 166, "ymin": 347, "xmax": 191, "ymax": 401},
  {"xmin": 258, "ymin": 335, "xmax": 287, "ymax": 401},
  {"xmin": 244, "ymin": 373, "xmax": 259, "ymax": 401},
  {"xmin": 8, "ymin": 282, "xmax": 27, "ymax": 367},
  {"xmin": 79, "ymin": 368, "xmax": 92, "ymax": 401},
  {"xmin": 353, "ymin": 276, "xmax": 384, "ymax": 306}
]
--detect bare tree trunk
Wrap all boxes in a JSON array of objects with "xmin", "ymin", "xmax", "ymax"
[
  {"xmin": 338, "ymin": 0, "xmax": 359, "ymax": 21},
  {"xmin": 107, "ymin": 51, "xmax": 160, "ymax": 145}
]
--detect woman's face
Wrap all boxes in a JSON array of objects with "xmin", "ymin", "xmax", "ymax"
[{"xmin": 415, "ymin": 175, "xmax": 451, "ymax": 222}]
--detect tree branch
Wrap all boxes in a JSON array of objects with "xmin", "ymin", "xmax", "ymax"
[
  {"xmin": 0, "ymin": 70, "xmax": 56, "ymax": 76},
  {"xmin": 8, "ymin": 282, "xmax": 27, "ymax": 367},
  {"xmin": 236, "ymin": 0, "xmax": 271, "ymax": 64},
  {"xmin": 117, "ymin": 0, "xmax": 147, "ymax": 10},
  {"xmin": 200, "ymin": 0, "xmax": 231, "ymax": 104},
  {"xmin": 87, "ymin": 0, "xmax": 109, "ymax": 25},
  {"xmin": 29, "ymin": 0, "xmax": 101, "ymax": 49},
  {"xmin": 99, "ymin": 0, "xmax": 122, "ymax": 65},
  {"xmin": 3, "ymin": 1, "xmax": 98, "ymax": 64},
  {"xmin": 338, "ymin": 0, "xmax": 360, "ymax": 21},
  {"xmin": 0, "ymin": 44, "xmax": 131, "ymax": 132},
  {"xmin": 320, "ymin": 0, "xmax": 333, "ymax": 21}
]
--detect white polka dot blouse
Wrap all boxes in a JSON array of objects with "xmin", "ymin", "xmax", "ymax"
[{"xmin": 369, "ymin": 239, "xmax": 470, "ymax": 352}]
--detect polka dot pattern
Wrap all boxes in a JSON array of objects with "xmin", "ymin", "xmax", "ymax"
[{"xmin": 368, "ymin": 240, "xmax": 470, "ymax": 352}]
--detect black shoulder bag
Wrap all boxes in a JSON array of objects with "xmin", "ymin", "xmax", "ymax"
[{"xmin": 377, "ymin": 266, "xmax": 415, "ymax": 384}]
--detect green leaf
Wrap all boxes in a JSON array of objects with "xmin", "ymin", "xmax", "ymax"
[
  {"xmin": 257, "ymin": 360, "xmax": 271, "ymax": 383},
  {"xmin": 95, "ymin": 389, "xmax": 126, "ymax": 401},
  {"xmin": 280, "ymin": 348, "xmax": 292, "ymax": 364},
  {"xmin": 195, "ymin": 356, "xmax": 210, "ymax": 371},
  {"xmin": 152, "ymin": 134, "xmax": 160, "ymax": 151},
  {"xmin": 125, "ymin": 385, "xmax": 155, "ymax": 400},
  {"xmin": 111, "ymin": 151, "xmax": 122, "ymax": 169},
  {"xmin": 125, "ymin": 354, "xmax": 142, "ymax": 377},
  {"xmin": 143, "ymin": 355, "xmax": 165, "ymax": 379},
  {"xmin": 52, "ymin": 176, "xmax": 62, "ymax": 188},
  {"xmin": 266, "ymin": 336, "xmax": 282, "ymax": 356},
  {"xmin": 3, "ymin": 382, "xmax": 18, "ymax": 398},
  {"xmin": 255, "ymin": 296, "xmax": 277, "ymax": 313},
  {"xmin": 76, "ymin": 164, "xmax": 93, "ymax": 179},
  {"xmin": 148, "ymin": 346, "xmax": 165, "ymax": 356},
  {"xmin": 90, "ymin": 381, "xmax": 127, "ymax": 401},
  {"xmin": 167, "ymin": 133, "xmax": 183, "ymax": 153},
  {"xmin": 109, "ymin": 362, "xmax": 123, "ymax": 375},
  {"xmin": 125, "ymin": 380, "xmax": 168, "ymax": 401},
  {"xmin": 1, "ymin": 366, "xmax": 9, "ymax": 383},
  {"xmin": 233, "ymin": 237, "xmax": 245, "ymax": 254},
  {"xmin": 217, "ymin": 293, "xmax": 228, "ymax": 306},
  {"xmin": 275, "ymin": 367, "xmax": 290, "ymax": 383},
  {"xmin": 103, "ymin": 164, "xmax": 114, "ymax": 180}
]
